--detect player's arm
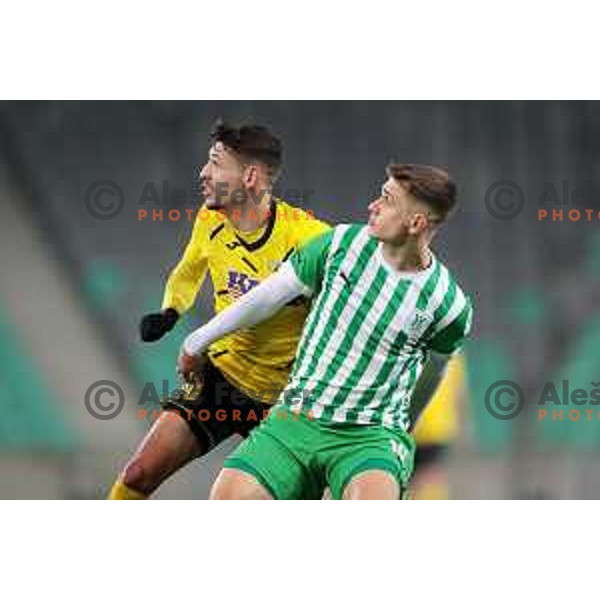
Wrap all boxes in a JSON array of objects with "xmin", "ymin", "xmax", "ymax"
[
  {"xmin": 179, "ymin": 229, "xmax": 333, "ymax": 377},
  {"xmin": 410, "ymin": 298, "xmax": 473, "ymax": 427},
  {"xmin": 409, "ymin": 353, "xmax": 452, "ymax": 428},
  {"xmin": 140, "ymin": 215, "xmax": 209, "ymax": 342},
  {"xmin": 179, "ymin": 262, "xmax": 309, "ymax": 376}
]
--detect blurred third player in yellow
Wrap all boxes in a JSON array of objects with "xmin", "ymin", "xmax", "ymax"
[{"xmin": 410, "ymin": 352, "xmax": 468, "ymax": 499}]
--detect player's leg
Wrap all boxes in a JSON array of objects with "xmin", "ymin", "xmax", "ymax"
[
  {"xmin": 341, "ymin": 470, "xmax": 400, "ymax": 500},
  {"xmin": 210, "ymin": 410, "xmax": 321, "ymax": 500},
  {"xmin": 209, "ymin": 468, "xmax": 273, "ymax": 499},
  {"xmin": 325, "ymin": 425, "xmax": 416, "ymax": 501},
  {"xmin": 108, "ymin": 359, "xmax": 226, "ymax": 499},
  {"xmin": 108, "ymin": 410, "xmax": 203, "ymax": 499}
]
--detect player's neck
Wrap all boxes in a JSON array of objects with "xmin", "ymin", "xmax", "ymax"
[
  {"xmin": 226, "ymin": 193, "xmax": 273, "ymax": 232},
  {"xmin": 380, "ymin": 239, "xmax": 432, "ymax": 273}
]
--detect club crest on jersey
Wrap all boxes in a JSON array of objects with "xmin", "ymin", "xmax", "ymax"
[
  {"xmin": 406, "ymin": 310, "xmax": 430, "ymax": 346},
  {"xmin": 227, "ymin": 270, "xmax": 260, "ymax": 298}
]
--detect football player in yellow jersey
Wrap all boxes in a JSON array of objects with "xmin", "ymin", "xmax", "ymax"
[
  {"xmin": 410, "ymin": 352, "xmax": 468, "ymax": 499},
  {"xmin": 108, "ymin": 120, "xmax": 330, "ymax": 499}
]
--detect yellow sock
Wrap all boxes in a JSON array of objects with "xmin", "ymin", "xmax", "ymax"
[{"xmin": 107, "ymin": 479, "xmax": 148, "ymax": 500}]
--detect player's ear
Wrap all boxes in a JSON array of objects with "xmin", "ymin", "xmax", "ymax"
[
  {"xmin": 242, "ymin": 164, "xmax": 259, "ymax": 189},
  {"xmin": 408, "ymin": 212, "xmax": 428, "ymax": 235}
]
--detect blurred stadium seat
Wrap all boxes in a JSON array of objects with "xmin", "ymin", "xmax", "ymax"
[
  {"xmin": 0, "ymin": 302, "xmax": 77, "ymax": 450},
  {"xmin": 2, "ymin": 101, "xmax": 600, "ymax": 498}
]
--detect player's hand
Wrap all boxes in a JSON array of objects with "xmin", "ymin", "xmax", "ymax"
[
  {"xmin": 177, "ymin": 350, "xmax": 207, "ymax": 384},
  {"xmin": 140, "ymin": 308, "xmax": 179, "ymax": 342}
]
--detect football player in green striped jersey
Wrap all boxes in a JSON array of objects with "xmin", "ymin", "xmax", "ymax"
[{"xmin": 179, "ymin": 164, "xmax": 473, "ymax": 500}]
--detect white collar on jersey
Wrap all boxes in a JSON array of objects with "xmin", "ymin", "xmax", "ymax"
[{"xmin": 376, "ymin": 242, "xmax": 436, "ymax": 281}]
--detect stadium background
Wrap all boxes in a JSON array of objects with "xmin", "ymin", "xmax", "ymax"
[{"xmin": 1, "ymin": 100, "xmax": 599, "ymax": 499}]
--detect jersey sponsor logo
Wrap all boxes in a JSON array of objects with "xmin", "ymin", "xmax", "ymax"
[{"xmin": 227, "ymin": 269, "xmax": 260, "ymax": 298}]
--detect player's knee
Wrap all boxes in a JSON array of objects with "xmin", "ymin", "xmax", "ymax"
[
  {"xmin": 121, "ymin": 457, "xmax": 157, "ymax": 496},
  {"xmin": 209, "ymin": 471, "xmax": 246, "ymax": 499},
  {"xmin": 342, "ymin": 470, "xmax": 400, "ymax": 500},
  {"xmin": 209, "ymin": 480, "xmax": 237, "ymax": 500},
  {"xmin": 210, "ymin": 469, "xmax": 272, "ymax": 500}
]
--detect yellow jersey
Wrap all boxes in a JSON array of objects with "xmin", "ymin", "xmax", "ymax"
[
  {"xmin": 162, "ymin": 199, "xmax": 331, "ymax": 402},
  {"xmin": 413, "ymin": 353, "xmax": 467, "ymax": 446}
]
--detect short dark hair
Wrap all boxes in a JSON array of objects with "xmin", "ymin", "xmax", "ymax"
[
  {"xmin": 386, "ymin": 163, "xmax": 457, "ymax": 222},
  {"xmin": 210, "ymin": 119, "xmax": 283, "ymax": 180}
]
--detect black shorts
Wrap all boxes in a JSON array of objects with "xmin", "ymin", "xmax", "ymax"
[{"xmin": 161, "ymin": 359, "xmax": 272, "ymax": 452}]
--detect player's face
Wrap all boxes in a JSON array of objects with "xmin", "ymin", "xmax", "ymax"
[
  {"xmin": 199, "ymin": 142, "xmax": 245, "ymax": 209},
  {"xmin": 367, "ymin": 178, "xmax": 430, "ymax": 244}
]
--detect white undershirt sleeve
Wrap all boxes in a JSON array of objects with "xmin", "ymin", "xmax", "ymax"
[{"xmin": 182, "ymin": 262, "xmax": 311, "ymax": 356}]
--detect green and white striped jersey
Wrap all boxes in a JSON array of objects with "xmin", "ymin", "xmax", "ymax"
[{"xmin": 283, "ymin": 224, "xmax": 473, "ymax": 431}]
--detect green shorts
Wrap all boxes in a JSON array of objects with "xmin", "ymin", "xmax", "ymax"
[{"xmin": 223, "ymin": 409, "xmax": 416, "ymax": 499}]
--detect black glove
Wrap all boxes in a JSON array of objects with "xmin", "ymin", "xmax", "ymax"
[{"xmin": 140, "ymin": 308, "xmax": 179, "ymax": 342}]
